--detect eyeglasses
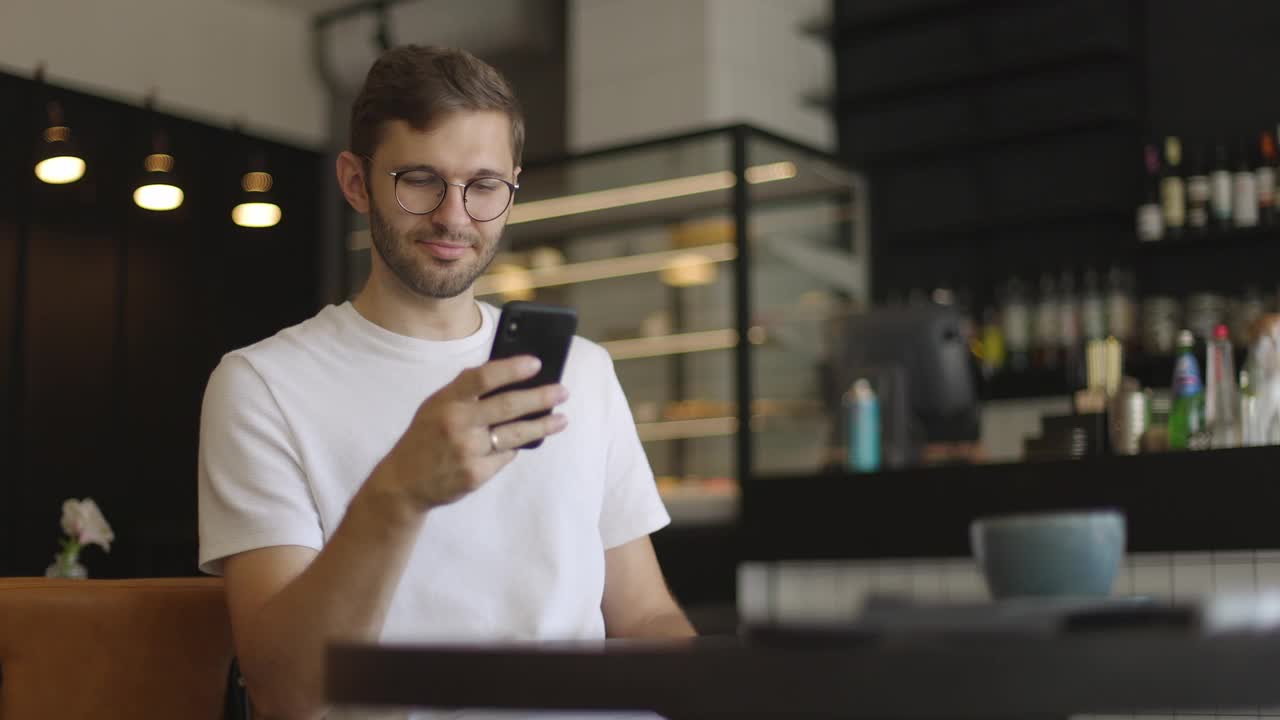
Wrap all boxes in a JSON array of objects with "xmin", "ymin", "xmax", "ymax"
[{"xmin": 363, "ymin": 156, "xmax": 519, "ymax": 222}]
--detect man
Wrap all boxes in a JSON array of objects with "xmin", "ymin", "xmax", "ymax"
[{"xmin": 198, "ymin": 45, "xmax": 694, "ymax": 720}]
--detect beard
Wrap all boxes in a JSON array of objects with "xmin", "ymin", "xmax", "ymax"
[{"xmin": 368, "ymin": 202, "xmax": 500, "ymax": 299}]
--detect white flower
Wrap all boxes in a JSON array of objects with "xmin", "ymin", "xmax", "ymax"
[{"xmin": 60, "ymin": 498, "xmax": 114, "ymax": 552}]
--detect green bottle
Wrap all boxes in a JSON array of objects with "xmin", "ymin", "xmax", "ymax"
[{"xmin": 1168, "ymin": 329, "xmax": 1205, "ymax": 450}]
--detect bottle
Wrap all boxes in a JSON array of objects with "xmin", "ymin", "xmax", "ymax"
[
  {"xmin": 1168, "ymin": 329, "xmax": 1205, "ymax": 450},
  {"xmin": 1240, "ymin": 368, "xmax": 1256, "ymax": 446},
  {"xmin": 1210, "ymin": 139, "xmax": 1234, "ymax": 230},
  {"xmin": 1205, "ymin": 324, "xmax": 1240, "ymax": 448},
  {"xmin": 1081, "ymin": 268, "xmax": 1107, "ymax": 342},
  {"xmin": 1234, "ymin": 137, "xmax": 1260, "ymax": 228},
  {"xmin": 1185, "ymin": 141, "xmax": 1211, "ymax": 234},
  {"xmin": 1258, "ymin": 130, "xmax": 1278, "ymax": 226},
  {"xmin": 1106, "ymin": 267, "xmax": 1137, "ymax": 351},
  {"xmin": 845, "ymin": 379, "xmax": 880, "ymax": 473},
  {"xmin": 1235, "ymin": 285, "xmax": 1266, "ymax": 347},
  {"xmin": 1243, "ymin": 315, "xmax": 1280, "ymax": 446},
  {"xmin": 1269, "ymin": 121, "xmax": 1280, "ymax": 212},
  {"xmin": 980, "ymin": 306, "xmax": 1006, "ymax": 379},
  {"xmin": 1035, "ymin": 273, "xmax": 1060, "ymax": 370},
  {"xmin": 1161, "ymin": 136, "xmax": 1186, "ymax": 237},
  {"xmin": 1002, "ymin": 277, "xmax": 1032, "ymax": 373},
  {"xmin": 1059, "ymin": 270, "xmax": 1083, "ymax": 387},
  {"xmin": 1137, "ymin": 144, "xmax": 1164, "ymax": 242}
]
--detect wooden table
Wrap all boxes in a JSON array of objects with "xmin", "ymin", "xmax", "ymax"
[{"xmin": 327, "ymin": 629, "xmax": 1280, "ymax": 718}]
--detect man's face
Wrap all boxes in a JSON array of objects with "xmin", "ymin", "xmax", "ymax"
[{"xmin": 364, "ymin": 111, "xmax": 518, "ymax": 299}]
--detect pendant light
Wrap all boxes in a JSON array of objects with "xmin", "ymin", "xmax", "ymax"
[
  {"xmin": 231, "ymin": 137, "xmax": 281, "ymax": 228},
  {"xmin": 133, "ymin": 149, "xmax": 183, "ymax": 211},
  {"xmin": 232, "ymin": 177, "xmax": 282, "ymax": 227},
  {"xmin": 133, "ymin": 95, "xmax": 184, "ymax": 211},
  {"xmin": 32, "ymin": 66, "xmax": 86, "ymax": 185}
]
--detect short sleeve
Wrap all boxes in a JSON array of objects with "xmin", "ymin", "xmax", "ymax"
[
  {"xmin": 197, "ymin": 354, "xmax": 323, "ymax": 575},
  {"xmin": 597, "ymin": 350, "xmax": 671, "ymax": 549}
]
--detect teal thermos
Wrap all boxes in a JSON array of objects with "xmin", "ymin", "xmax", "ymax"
[{"xmin": 845, "ymin": 379, "xmax": 881, "ymax": 472}]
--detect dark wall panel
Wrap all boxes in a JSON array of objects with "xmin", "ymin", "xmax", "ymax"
[
  {"xmin": 0, "ymin": 219, "xmax": 17, "ymax": 576},
  {"xmin": 121, "ymin": 224, "xmax": 208, "ymax": 575},
  {"xmin": 0, "ymin": 73, "xmax": 30, "ymax": 577},
  {"xmin": 1146, "ymin": 0, "xmax": 1280, "ymax": 139},
  {"xmin": 0, "ymin": 69, "xmax": 324, "ymax": 578},
  {"xmin": 17, "ymin": 227, "xmax": 121, "ymax": 576}
]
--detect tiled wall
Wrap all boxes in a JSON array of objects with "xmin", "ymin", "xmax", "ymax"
[{"xmin": 740, "ymin": 551, "xmax": 1280, "ymax": 720}]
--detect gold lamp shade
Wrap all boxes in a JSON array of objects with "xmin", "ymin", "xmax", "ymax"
[
  {"xmin": 232, "ymin": 170, "xmax": 281, "ymax": 228},
  {"xmin": 34, "ymin": 121, "xmax": 86, "ymax": 185},
  {"xmin": 133, "ymin": 153, "xmax": 183, "ymax": 211}
]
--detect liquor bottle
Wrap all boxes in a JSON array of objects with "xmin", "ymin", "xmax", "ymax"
[
  {"xmin": 1161, "ymin": 136, "xmax": 1186, "ymax": 237},
  {"xmin": 1002, "ymin": 278, "xmax": 1031, "ymax": 373},
  {"xmin": 1035, "ymin": 272, "xmax": 1060, "ymax": 370},
  {"xmin": 979, "ymin": 305, "xmax": 1006, "ymax": 380},
  {"xmin": 1234, "ymin": 136, "xmax": 1259, "ymax": 228},
  {"xmin": 1258, "ymin": 130, "xmax": 1278, "ymax": 226},
  {"xmin": 1210, "ymin": 139, "xmax": 1234, "ymax": 230},
  {"xmin": 1185, "ymin": 141, "xmax": 1211, "ymax": 234},
  {"xmin": 1106, "ymin": 267, "xmax": 1137, "ymax": 351},
  {"xmin": 1269, "ymin": 121, "xmax": 1280, "ymax": 211},
  {"xmin": 1137, "ymin": 144, "xmax": 1164, "ymax": 242},
  {"xmin": 1081, "ymin": 268, "xmax": 1107, "ymax": 342},
  {"xmin": 1167, "ymin": 329, "xmax": 1205, "ymax": 451},
  {"xmin": 1059, "ymin": 270, "xmax": 1083, "ymax": 388}
]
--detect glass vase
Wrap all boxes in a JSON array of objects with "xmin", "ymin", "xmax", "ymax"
[{"xmin": 45, "ymin": 553, "xmax": 88, "ymax": 579}]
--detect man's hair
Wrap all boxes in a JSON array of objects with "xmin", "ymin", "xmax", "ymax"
[{"xmin": 349, "ymin": 45, "xmax": 524, "ymax": 167}]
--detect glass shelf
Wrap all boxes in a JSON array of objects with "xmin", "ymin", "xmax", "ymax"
[
  {"xmin": 474, "ymin": 125, "xmax": 870, "ymax": 508},
  {"xmin": 634, "ymin": 398, "xmax": 827, "ymax": 442},
  {"xmin": 638, "ymin": 417, "xmax": 738, "ymax": 443},
  {"xmin": 600, "ymin": 328, "xmax": 747, "ymax": 362},
  {"xmin": 474, "ymin": 243, "xmax": 738, "ymax": 296}
]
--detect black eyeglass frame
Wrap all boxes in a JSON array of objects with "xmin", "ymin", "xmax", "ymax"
[{"xmin": 360, "ymin": 154, "xmax": 519, "ymax": 222}]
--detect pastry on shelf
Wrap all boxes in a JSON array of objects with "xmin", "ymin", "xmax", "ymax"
[
  {"xmin": 669, "ymin": 216, "xmax": 734, "ymax": 249},
  {"xmin": 528, "ymin": 246, "xmax": 566, "ymax": 269},
  {"xmin": 664, "ymin": 399, "xmax": 734, "ymax": 421},
  {"xmin": 640, "ymin": 311, "xmax": 673, "ymax": 337},
  {"xmin": 654, "ymin": 475, "xmax": 682, "ymax": 494},
  {"xmin": 631, "ymin": 401, "xmax": 661, "ymax": 424}
]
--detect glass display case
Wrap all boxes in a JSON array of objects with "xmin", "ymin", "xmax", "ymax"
[{"xmin": 476, "ymin": 125, "xmax": 870, "ymax": 522}]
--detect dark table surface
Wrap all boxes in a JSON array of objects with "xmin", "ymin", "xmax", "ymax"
[{"xmin": 326, "ymin": 628, "xmax": 1280, "ymax": 719}]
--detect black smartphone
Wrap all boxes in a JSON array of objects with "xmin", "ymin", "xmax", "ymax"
[{"xmin": 483, "ymin": 301, "xmax": 578, "ymax": 449}]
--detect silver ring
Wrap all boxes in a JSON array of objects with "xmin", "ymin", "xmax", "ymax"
[{"xmin": 489, "ymin": 430, "xmax": 501, "ymax": 454}]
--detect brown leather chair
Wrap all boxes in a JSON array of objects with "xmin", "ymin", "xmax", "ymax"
[{"xmin": 0, "ymin": 577, "xmax": 242, "ymax": 720}]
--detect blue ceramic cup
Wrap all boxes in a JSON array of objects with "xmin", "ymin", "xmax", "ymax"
[{"xmin": 969, "ymin": 510, "xmax": 1127, "ymax": 599}]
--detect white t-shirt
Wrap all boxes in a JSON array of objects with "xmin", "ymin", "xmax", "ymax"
[{"xmin": 197, "ymin": 300, "xmax": 670, "ymax": 717}]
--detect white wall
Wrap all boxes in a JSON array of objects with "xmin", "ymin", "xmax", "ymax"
[
  {"xmin": 0, "ymin": 0, "xmax": 328, "ymax": 149},
  {"xmin": 706, "ymin": 0, "xmax": 833, "ymax": 150},
  {"xmin": 568, "ymin": 0, "xmax": 832, "ymax": 152},
  {"xmin": 318, "ymin": 0, "xmax": 559, "ymax": 94},
  {"xmin": 568, "ymin": 0, "xmax": 713, "ymax": 151}
]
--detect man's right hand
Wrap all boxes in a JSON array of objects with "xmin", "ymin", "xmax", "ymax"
[{"xmin": 382, "ymin": 355, "xmax": 569, "ymax": 512}]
